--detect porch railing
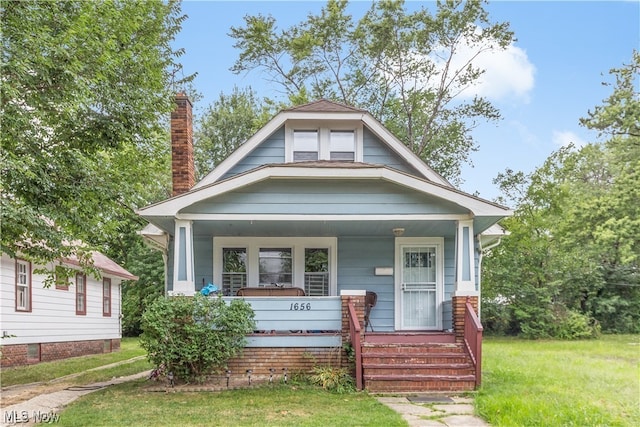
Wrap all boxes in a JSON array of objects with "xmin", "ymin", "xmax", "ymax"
[
  {"xmin": 347, "ymin": 298, "xmax": 363, "ymax": 390},
  {"xmin": 223, "ymin": 296, "xmax": 342, "ymax": 348},
  {"xmin": 464, "ymin": 297, "xmax": 483, "ymax": 388}
]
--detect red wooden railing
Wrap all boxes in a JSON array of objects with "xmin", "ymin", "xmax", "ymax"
[
  {"xmin": 464, "ymin": 297, "xmax": 483, "ymax": 388},
  {"xmin": 347, "ymin": 298, "xmax": 363, "ymax": 390}
]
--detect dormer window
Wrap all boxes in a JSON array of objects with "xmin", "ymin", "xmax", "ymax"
[
  {"xmin": 329, "ymin": 131, "xmax": 355, "ymax": 161},
  {"xmin": 285, "ymin": 121, "xmax": 363, "ymax": 163},
  {"xmin": 293, "ymin": 130, "xmax": 319, "ymax": 161}
]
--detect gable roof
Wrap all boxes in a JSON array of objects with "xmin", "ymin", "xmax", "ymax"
[
  {"xmin": 193, "ymin": 99, "xmax": 453, "ymax": 190},
  {"xmin": 63, "ymin": 251, "xmax": 138, "ymax": 281},
  {"xmin": 285, "ymin": 99, "xmax": 368, "ymax": 113}
]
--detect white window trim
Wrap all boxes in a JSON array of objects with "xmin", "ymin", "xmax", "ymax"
[
  {"xmin": 15, "ymin": 259, "xmax": 31, "ymax": 312},
  {"xmin": 213, "ymin": 236, "xmax": 337, "ymax": 295},
  {"xmin": 394, "ymin": 237, "xmax": 444, "ymax": 330},
  {"xmin": 285, "ymin": 120, "xmax": 363, "ymax": 163}
]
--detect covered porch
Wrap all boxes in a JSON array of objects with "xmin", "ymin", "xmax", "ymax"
[{"xmin": 216, "ymin": 291, "xmax": 482, "ymax": 392}]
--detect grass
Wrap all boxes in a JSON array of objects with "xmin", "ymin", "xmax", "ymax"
[
  {"xmin": 1, "ymin": 337, "xmax": 147, "ymax": 387},
  {"xmin": 476, "ymin": 334, "xmax": 640, "ymax": 427},
  {"xmin": 56, "ymin": 382, "xmax": 406, "ymax": 427}
]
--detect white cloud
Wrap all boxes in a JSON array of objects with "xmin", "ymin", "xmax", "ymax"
[{"xmin": 552, "ymin": 130, "xmax": 587, "ymax": 148}]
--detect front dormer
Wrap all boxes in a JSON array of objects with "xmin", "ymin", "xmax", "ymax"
[{"xmin": 285, "ymin": 120, "xmax": 364, "ymax": 163}]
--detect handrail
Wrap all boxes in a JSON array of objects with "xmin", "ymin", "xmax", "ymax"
[
  {"xmin": 464, "ymin": 297, "xmax": 483, "ymax": 388},
  {"xmin": 347, "ymin": 298, "xmax": 363, "ymax": 390}
]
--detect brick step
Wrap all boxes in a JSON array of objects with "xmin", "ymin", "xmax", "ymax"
[
  {"xmin": 362, "ymin": 353, "xmax": 469, "ymax": 364},
  {"xmin": 365, "ymin": 374, "xmax": 476, "ymax": 392}
]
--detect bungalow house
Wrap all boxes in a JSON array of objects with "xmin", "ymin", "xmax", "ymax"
[
  {"xmin": 0, "ymin": 251, "xmax": 137, "ymax": 367},
  {"xmin": 137, "ymin": 95, "xmax": 511, "ymax": 391}
]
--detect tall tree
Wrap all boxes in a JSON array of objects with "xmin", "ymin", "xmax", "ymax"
[
  {"xmin": 229, "ymin": 0, "xmax": 513, "ymax": 184},
  {"xmin": 1, "ymin": 0, "xmax": 191, "ymax": 269},
  {"xmin": 484, "ymin": 52, "xmax": 640, "ymax": 336},
  {"xmin": 194, "ymin": 87, "xmax": 274, "ymax": 179}
]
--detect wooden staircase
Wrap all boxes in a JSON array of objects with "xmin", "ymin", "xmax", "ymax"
[{"xmin": 361, "ymin": 332, "xmax": 477, "ymax": 392}]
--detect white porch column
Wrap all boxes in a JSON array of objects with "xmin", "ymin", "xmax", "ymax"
[
  {"xmin": 454, "ymin": 220, "xmax": 477, "ymax": 297},
  {"xmin": 171, "ymin": 219, "xmax": 195, "ymax": 296}
]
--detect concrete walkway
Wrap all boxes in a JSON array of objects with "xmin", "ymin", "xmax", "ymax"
[
  {"xmin": 377, "ymin": 395, "xmax": 489, "ymax": 427},
  {"xmin": 1, "ymin": 371, "xmax": 151, "ymax": 427}
]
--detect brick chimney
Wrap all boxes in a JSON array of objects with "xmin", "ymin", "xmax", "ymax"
[{"xmin": 171, "ymin": 93, "xmax": 195, "ymax": 196}]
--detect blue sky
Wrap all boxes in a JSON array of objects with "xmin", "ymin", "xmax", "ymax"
[{"xmin": 173, "ymin": 0, "xmax": 639, "ymax": 201}]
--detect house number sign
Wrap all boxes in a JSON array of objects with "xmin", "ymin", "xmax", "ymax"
[{"xmin": 289, "ymin": 302, "xmax": 312, "ymax": 311}]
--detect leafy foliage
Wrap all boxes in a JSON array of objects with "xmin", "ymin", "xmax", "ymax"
[
  {"xmin": 484, "ymin": 52, "xmax": 639, "ymax": 337},
  {"xmin": 1, "ymin": 0, "xmax": 188, "ymax": 270},
  {"xmin": 140, "ymin": 294, "xmax": 256, "ymax": 382},
  {"xmin": 194, "ymin": 86, "xmax": 274, "ymax": 178},
  {"xmin": 309, "ymin": 366, "xmax": 356, "ymax": 394},
  {"xmin": 227, "ymin": 0, "xmax": 513, "ymax": 184}
]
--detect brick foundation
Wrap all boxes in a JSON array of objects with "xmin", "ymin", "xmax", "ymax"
[
  {"xmin": 225, "ymin": 346, "xmax": 343, "ymax": 377},
  {"xmin": 452, "ymin": 296, "xmax": 478, "ymax": 343},
  {"xmin": 1, "ymin": 339, "xmax": 121, "ymax": 368}
]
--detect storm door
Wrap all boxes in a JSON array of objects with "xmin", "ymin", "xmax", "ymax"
[{"xmin": 397, "ymin": 243, "xmax": 442, "ymax": 330}]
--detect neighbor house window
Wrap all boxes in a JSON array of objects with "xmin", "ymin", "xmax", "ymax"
[
  {"xmin": 329, "ymin": 130, "xmax": 355, "ymax": 161},
  {"xmin": 293, "ymin": 130, "xmax": 319, "ymax": 161},
  {"xmin": 304, "ymin": 248, "xmax": 329, "ymax": 296},
  {"xmin": 55, "ymin": 265, "xmax": 70, "ymax": 290},
  {"xmin": 259, "ymin": 248, "xmax": 292, "ymax": 286},
  {"xmin": 102, "ymin": 278, "xmax": 111, "ymax": 317},
  {"xmin": 76, "ymin": 273, "xmax": 86, "ymax": 315},
  {"xmin": 15, "ymin": 259, "xmax": 31, "ymax": 312},
  {"xmin": 222, "ymin": 248, "xmax": 247, "ymax": 296}
]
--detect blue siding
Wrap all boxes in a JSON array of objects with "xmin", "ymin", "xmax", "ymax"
[
  {"xmin": 221, "ymin": 127, "xmax": 285, "ymax": 180},
  {"xmin": 194, "ymin": 235, "xmax": 213, "ymax": 291},
  {"xmin": 443, "ymin": 237, "xmax": 456, "ymax": 330},
  {"xmin": 337, "ymin": 237, "xmax": 395, "ymax": 331},
  {"xmin": 167, "ymin": 237, "xmax": 174, "ymax": 292},
  {"xmin": 188, "ymin": 179, "xmax": 468, "ymax": 215},
  {"xmin": 363, "ymin": 128, "xmax": 422, "ymax": 176}
]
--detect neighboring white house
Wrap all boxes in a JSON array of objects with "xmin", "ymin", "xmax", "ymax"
[{"xmin": 0, "ymin": 251, "xmax": 137, "ymax": 367}]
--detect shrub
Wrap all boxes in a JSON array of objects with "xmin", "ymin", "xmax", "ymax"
[
  {"xmin": 140, "ymin": 294, "xmax": 255, "ymax": 382},
  {"xmin": 309, "ymin": 366, "xmax": 355, "ymax": 394}
]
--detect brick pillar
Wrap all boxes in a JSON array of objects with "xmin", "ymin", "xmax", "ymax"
[
  {"xmin": 452, "ymin": 296, "xmax": 479, "ymax": 343},
  {"xmin": 171, "ymin": 93, "xmax": 195, "ymax": 196},
  {"xmin": 341, "ymin": 293, "xmax": 365, "ymax": 344}
]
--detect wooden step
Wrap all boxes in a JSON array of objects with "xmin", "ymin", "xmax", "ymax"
[
  {"xmin": 362, "ymin": 343, "xmax": 465, "ymax": 354},
  {"xmin": 362, "ymin": 352, "xmax": 469, "ymax": 364},
  {"xmin": 363, "ymin": 363, "xmax": 474, "ymax": 376},
  {"xmin": 365, "ymin": 374, "xmax": 476, "ymax": 392}
]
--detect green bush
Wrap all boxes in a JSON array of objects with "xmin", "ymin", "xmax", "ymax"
[
  {"xmin": 140, "ymin": 294, "xmax": 255, "ymax": 382},
  {"xmin": 551, "ymin": 305, "xmax": 600, "ymax": 340},
  {"xmin": 309, "ymin": 366, "xmax": 355, "ymax": 394}
]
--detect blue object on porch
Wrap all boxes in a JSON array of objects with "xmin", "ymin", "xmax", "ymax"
[{"xmin": 200, "ymin": 283, "xmax": 219, "ymax": 296}]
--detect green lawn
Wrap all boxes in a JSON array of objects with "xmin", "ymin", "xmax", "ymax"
[
  {"xmin": 476, "ymin": 334, "xmax": 640, "ymax": 427},
  {"xmin": 1, "ymin": 337, "xmax": 147, "ymax": 387},
  {"xmin": 56, "ymin": 382, "xmax": 406, "ymax": 427}
]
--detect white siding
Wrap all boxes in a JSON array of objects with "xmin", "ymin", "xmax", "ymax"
[{"xmin": 0, "ymin": 254, "xmax": 122, "ymax": 345}]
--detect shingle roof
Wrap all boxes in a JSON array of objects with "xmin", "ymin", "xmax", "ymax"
[{"xmin": 285, "ymin": 99, "xmax": 367, "ymax": 113}]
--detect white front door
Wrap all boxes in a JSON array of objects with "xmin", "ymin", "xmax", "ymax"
[{"xmin": 396, "ymin": 239, "xmax": 443, "ymax": 330}]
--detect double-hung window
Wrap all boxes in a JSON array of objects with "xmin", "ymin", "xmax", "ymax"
[
  {"xmin": 15, "ymin": 259, "xmax": 31, "ymax": 312},
  {"xmin": 76, "ymin": 273, "xmax": 86, "ymax": 315},
  {"xmin": 329, "ymin": 131, "xmax": 355, "ymax": 161},
  {"xmin": 259, "ymin": 248, "xmax": 292, "ymax": 286},
  {"xmin": 286, "ymin": 122, "xmax": 362, "ymax": 163},
  {"xmin": 293, "ymin": 130, "xmax": 319, "ymax": 161},
  {"xmin": 103, "ymin": 278, "xmax": 111, "ymax": 317}
]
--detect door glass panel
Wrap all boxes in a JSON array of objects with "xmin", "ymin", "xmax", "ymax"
[
  {"xmin": 222, "ymin": 248, "xmax": 247, "ymax": 295},
  {"xmin": 259, "ymin": 248, "xmax": 292, "ymax": 286},
  {"xmin": 304, "ymin": 248, "xmax": 329, "ymax": 296},
  {"xmin": 402, "ymin": 246, "xmax": 437, "ymax": 328}
]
